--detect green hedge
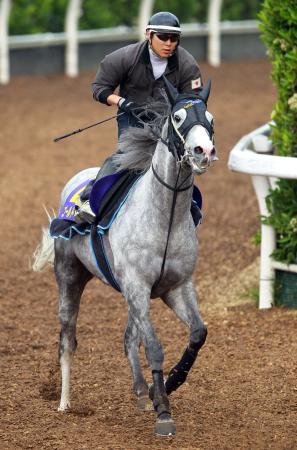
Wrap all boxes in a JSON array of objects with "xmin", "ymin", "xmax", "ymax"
[
  {"xmin": 259, "ymin": 0, "xmax": 297, "ymax": 264},
  {"xmin": 9, "ymin": 0, "xmax": 261, "ymax": 35}
]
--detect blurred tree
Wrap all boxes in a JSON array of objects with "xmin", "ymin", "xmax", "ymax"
[
  {"xmin": 9, "ymin": 0, "xmax": 67, "ymax": 35},
  {"xmin": 80, "ymin": 0, "xmax": 139, "ymax": 29},
  {"xmin": 153, "ymin": 0, "xmax": 200, "ymax": 23},
  {"xmin": 221, "ymin": 0, "xmax": 261, "ymax": 21},
  {"xmin": 153, "ymin": 0, "xmax": 261, "ymax": 23},
  {"xmin": 9, "ymin": 0, "xmax": 263, "ymax": 35}
]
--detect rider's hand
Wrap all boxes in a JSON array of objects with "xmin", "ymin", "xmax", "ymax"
[{"xmin": 118, "ymin": 98, "xmax": 141, "ymax": 115}]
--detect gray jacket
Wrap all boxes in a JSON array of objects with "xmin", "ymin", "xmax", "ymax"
[{"xmin": 92, "ymin": 40, "xmax": 202, "ymax": 105}]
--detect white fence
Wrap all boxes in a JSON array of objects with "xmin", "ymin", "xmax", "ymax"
[
  {"xmin": 228, "ymin": 124, "xmax": 297, "ymax": 309},
  {"xmin": 0, "ymin": 0, "xmax": 261, "ymax": 84},
  {"xmin": 0, "ymin": 0, "xmax": 11, "ymax": 83}
]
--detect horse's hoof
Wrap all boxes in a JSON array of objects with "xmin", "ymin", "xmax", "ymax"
[
  {"xmin": 155, "ymin": 416, "xmax": 176, "ymax": 436},
  {"xmin": 137, "ymin": 395, "xmax": 154, "ymax": 412},
  {"xmin": 58, "ymin": 402, "xmax": 70, "ymax": 412}
]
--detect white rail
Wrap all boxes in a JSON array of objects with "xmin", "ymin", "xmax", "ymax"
[
  {"xmin": 7, "ymin": 21, "xmax": 260, "ymax": 49},
  {"xmin": 208, "ymin": 0, "xmax": 223, "ymax": 67},
  {"xmin": 138, "ymin": 0, "xmax": 154, "ymax": 41},
  {"xmin": 228, "ymin": 123, "xmax": 297, "ymax": 179},
  {"xmin": 65, "ymin": 0, "xmax": 81, "ymax": 77},
  {"xmin": 228, "ymin": 123, "xmax": 297, "ymax": 309},
  {"xmin": 0, "ymin": 0, "xmax": 11, "ymax": 84}
]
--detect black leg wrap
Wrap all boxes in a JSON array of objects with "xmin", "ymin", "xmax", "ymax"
[
  {"xmin": 165, "ymin": 327, "xmax": 207, "ymax": 395},
  {"xmin": 189, "ymin": 325, "xmax": 208, "ymax": 352},
  {"xmin": 165, "ymin": 347, "xmax": 197, "ymax": 395}
]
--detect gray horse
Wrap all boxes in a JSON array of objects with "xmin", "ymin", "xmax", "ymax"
[{"xmin": 33, "ymin": 79, "xmax": 217, "ymax": 436}]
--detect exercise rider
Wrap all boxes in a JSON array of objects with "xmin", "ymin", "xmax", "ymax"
[{"xmin": 75, "ymin": 11, "xmax": 204, "ymax": 224}]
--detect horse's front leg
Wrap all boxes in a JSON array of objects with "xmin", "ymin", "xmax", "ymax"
[
  {"xmin": 161, "ymin": 280, "xmax": 207, "ymax": 395},
  {"xmin": 123, "ymin": 284, "xmax": 176, "ymax": 436},
  {"xmin": 54, "ymin": 240, "xmax": 92, "ymax": 411}
]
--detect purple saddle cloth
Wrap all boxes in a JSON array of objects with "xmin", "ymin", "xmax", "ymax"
[{"xmin": 56, "ymin": 172, "xmax": 126, "ymax": 222}]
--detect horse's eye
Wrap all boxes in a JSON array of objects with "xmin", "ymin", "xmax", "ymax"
[{"xmin": 173, "ymin": 109, "xmax": 186, "ymax": 126}]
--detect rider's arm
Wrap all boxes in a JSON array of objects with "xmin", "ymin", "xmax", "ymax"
[{"xmin": 92, "ymin": 47, "xmax": 130, "ymax": 106}]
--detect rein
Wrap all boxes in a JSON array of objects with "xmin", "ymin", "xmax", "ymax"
[
  {"xmin": 153, "ymin": 136, "xmax": 193, "ymax": 289},
  {"xmin": 151, "ymin": 163, "xmax": 192, "ymax": 192}
]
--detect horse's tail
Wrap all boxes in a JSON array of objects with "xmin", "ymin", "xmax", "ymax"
[{"xmin": 32, "ymin": 208, "xmax": 55, "ymax": 272}]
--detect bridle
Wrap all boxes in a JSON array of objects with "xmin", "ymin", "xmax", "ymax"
[{"xmin": 151, "ymin": 95, "xmax": 214, "ymax": 189}]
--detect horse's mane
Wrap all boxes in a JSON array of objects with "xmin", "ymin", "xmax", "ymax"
[{"xmin": 114, "ymin": 100, "xmax": 171, "ymax": 172}]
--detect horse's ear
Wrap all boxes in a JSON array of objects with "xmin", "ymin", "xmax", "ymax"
[
  {"xmin": 162, "ymin": 75, "xmax": 179, "ymax": 106},
  {"xmin": 199, "ymin": 79, "xmax": 211, "ymax": 103}
]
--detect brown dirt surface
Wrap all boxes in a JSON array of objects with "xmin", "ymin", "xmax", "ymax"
[{"xmin": 1, "ymin": 59, "xmax": 296, "ymax": 450}]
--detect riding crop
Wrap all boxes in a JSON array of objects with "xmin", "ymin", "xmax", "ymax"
[{"xmin": 53, "ymin": 112, "xmax": 124, "ymax": 142}]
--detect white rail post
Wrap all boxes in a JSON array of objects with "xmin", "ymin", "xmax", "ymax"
[
  {"xmin": 0, "ymin": 0, "xmax": 11, "ymax": 84},
  {"xmin": 251, "ymin": 176, "xmax": 275, "ymax": 309},
  {"xmin": 207, "ymin": 0, "xmax": 222, "ymax": 67},
  {"xmin": 65, "ymin": 0, "xmax": 81, "ymax": 77},
  {"xmin": 138, "ymin": 0, "xmax": 154, "ymax": 41}
]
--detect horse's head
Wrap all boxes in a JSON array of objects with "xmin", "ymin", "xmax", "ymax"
[{"xmin": 163, "ymin": 77, "xmax": 218, "ymax": 174}]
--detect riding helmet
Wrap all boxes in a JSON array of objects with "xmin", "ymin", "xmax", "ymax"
[{"xmin": 146, "ymin": 12, "xmax": 181, "ymax": 34}]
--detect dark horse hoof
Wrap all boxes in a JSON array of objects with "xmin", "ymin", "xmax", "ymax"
[{"xmin": 155, "ymin": 414, "xmax": 176, "ymax": 436}]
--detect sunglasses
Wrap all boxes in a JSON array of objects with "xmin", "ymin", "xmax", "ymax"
[{"xmin": 154, "ymin": 33, "xmax": 180, "ymax": 43}]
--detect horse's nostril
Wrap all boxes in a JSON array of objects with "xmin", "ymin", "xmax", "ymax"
[
  {"xmin": 194, "ymin": 146, "xmax": 203, "ymax": 155},
  {"xmin": 210, "ymin": 147, "xmax": 216, "ymax": 156}
]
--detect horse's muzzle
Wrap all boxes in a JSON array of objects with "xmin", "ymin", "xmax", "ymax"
[{"xmin": 190, "ymin": 146, "xmax": 218, "ymax": 174}]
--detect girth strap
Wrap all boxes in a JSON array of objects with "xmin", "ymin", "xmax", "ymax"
[{"xmin": 90, "ymin": 226, "xmax": 121, "ymax": 292}]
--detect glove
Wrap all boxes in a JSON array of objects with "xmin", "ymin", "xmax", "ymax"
[{"xmin": 118, "ymin": 98, "xmax": 141, "ymax": 115}]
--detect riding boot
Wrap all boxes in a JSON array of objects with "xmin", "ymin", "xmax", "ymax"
[{"xmin": 80, "ymin": 155, "xmax": 118, "ymax": 202}]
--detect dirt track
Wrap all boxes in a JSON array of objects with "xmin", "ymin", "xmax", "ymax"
[{"xmin": 1, "ymin": 60, "xmax": 297, "ymax": 450}]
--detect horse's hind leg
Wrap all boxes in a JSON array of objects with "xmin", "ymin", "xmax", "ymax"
[
  {"xmin": 54, "ymin": 240, "xmax": 92, "ymax": 411},
  {"xmin": 162, "ymin": 280, "xmax": 207, "ymax": 395},
  {"xmin": 124, "ymin": 313, "xmax": 153, "ymax": 411}
]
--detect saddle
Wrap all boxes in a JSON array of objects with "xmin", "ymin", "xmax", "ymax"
[{"xmin": 50, "ymin": 170, "xmax": 202, "ymax": 292}]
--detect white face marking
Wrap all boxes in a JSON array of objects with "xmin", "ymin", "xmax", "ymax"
[
  {"xmin": 186, "ymin": 125, "xmax": 214, "ymax": 156},
  {"xmin": 185, "ymin": 125, "xmax": 216, "ymax": 174},
  {"xmin": 172, "ymin": 108, "xmax": 187, "ymax": 128},
  {"xmin": 170, "ymin": 104, "xmax": 217, "ymax": 174}
]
